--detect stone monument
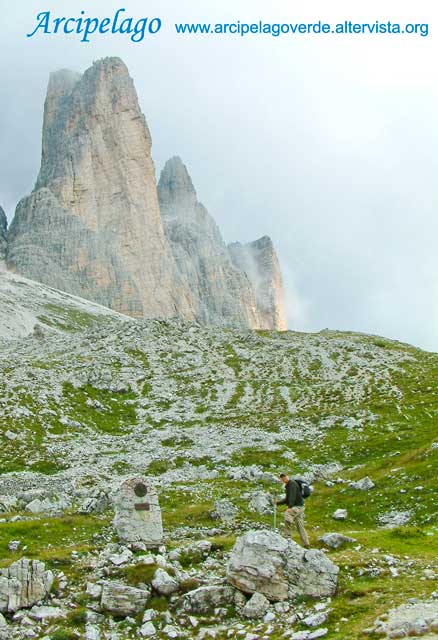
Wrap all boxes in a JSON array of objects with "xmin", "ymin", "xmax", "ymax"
[{"xmin": 113, "ymin": 477, "xmax": 163, "ymax": 547}]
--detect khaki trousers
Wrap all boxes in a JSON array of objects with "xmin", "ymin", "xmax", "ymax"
[{"xmin": 284, "ymin": 507, "xmax": 310, "ymax": 547}]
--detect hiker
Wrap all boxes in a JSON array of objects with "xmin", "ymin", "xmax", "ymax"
[{"xmin": 275, "ymin": 472, "xmax": 310, "ymax": 548}]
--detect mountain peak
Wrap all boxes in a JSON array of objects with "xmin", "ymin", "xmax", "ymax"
[
  {"xmin": 229, "ymin": 236, "xmax": 287, "ymax": 330},
  {"xmin": 158, "ymin": 157, "xmax": 197, "ymax": 215},
  {"xmin": 8, "ymin": 58, "xmax": 192, "ymax": 320},
  {"xmin": 7, "ymin": 58, "xmax": 286, "ymax": 331}
]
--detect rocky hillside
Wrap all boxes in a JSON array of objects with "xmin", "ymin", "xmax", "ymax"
[
  {"xmin": 4, "ymin": 57, "xmax": 286, "ymax": 330},
  {"xmin": 0, "ymin": 273, "xmax": 437, "ymax": 639},
  {"xmin": 0, "ymin": 270, "xmax": 127, "ymax": 340}
]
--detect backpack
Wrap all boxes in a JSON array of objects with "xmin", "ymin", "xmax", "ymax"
[{"xmin": 295, "ymin": 479, "xmax": 312, "ymax": 499}]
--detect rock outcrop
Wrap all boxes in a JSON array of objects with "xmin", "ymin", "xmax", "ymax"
[
  {"xmin": 0, "ymin": 558, "xmax": 53, "ymax": 613},
  {"xmin": 158, "ymin": 156, "xmax": 260, "ymax": 328},
  {"xmin": 6, "ymin": 57, "xmax": 287, "ymax": 330},
  {"xmin": 0, "ymin": 207, "xmax": 6, "ymax": 264},
  {"xmin": 371, "ymin": 599, "xmax": 438, "ymax": 637},
  {"xmin": 227, "ymin": 530, "xmax": 338, "ymax": 602},
  {"xmin": 180, "ymin": 585, "xmax": 236, "ymax": 615},
  {"xmin": 100, "ymin": 581, "xmax": 150, "ymax": 617},
  {"xmin": 7, "ymin": 58, "xmax": 193, "ymax": 320},
  {"xmin": 229, "ymin": 237, "xmax": 287, "ymax": 330}
]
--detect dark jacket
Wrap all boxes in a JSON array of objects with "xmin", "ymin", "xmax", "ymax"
[{"xmin": 278, "ymin": 479, "xmax": 304, "ymax": 508}]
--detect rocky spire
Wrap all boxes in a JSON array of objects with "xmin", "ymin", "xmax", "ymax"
[
  {"xmin": 158, "ymin": 156, "xmax": 198, "ymax": 216},
  {"xmin": 158, "ymin": 157, "xmax": 260, "ymax": 328},
  {"xmin": 229, "ymin": 237, "xmax": 287, "ymax": 331},
  {"xmin": 0, "ymin": 206, "xmax": 7, "ymax": 264},
  {"xmin": 7, "ymin": 58, "xmax": 194, "ymax": 319},
  {"xmin": 6, "ymin": 57, "xmax": 287, "ymax": 330}
]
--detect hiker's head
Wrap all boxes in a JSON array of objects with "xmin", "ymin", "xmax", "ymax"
[{"xmin": 279, "ymin": 473, "xmax": 289, "ymax": 484}]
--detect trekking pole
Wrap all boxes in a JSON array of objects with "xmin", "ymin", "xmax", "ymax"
[{"xmin": 273, "ymin": 495, "xmax": 277, "ymax": 532}]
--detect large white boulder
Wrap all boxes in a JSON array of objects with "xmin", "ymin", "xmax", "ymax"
[
  {"xmin": 100, "ymin": 581, "xmax": 150, "ymax": 617},
  {"xmin": 0, "ymin": 558, "xmax": 54, "ymax": 613},
  {"xmin": 151, "ymin": 569, "xmax": 179, "ymax": 596},
  {"xmin": 227, "ymin": 530, "xmax": 338, "ymax": 602},
  {"xmin": 180, "ymin": 585, "xmax": 236, "ymax": 614},
  {"xmin": 242, "ymin": 592, "xmax": 270, "ymax": 619}
]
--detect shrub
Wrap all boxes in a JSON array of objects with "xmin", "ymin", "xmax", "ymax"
[
  {"xmin": 50, "ymin": 630, "xmax": 77, "ymax": 640},
  {"xmin": 123, "ymin": 563, "xmax": 159, "ymax": 586},
  {"xmin": 66, "ymin": 607, "xmax": 87, "ymax": 625},
  {"xmin": 148, "ymin": 595, "xmax": 169, "ymax": 611},
  {"xmin": 179, "ymin": 577, "xmax": 201, "ymax": 593}
]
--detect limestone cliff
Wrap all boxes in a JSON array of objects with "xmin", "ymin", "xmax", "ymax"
[
  {"xmin": 158, "ymin": 157, "xmax": 260, "ymax": 328},
  {"xmin": 229, "ymin": 237, "xmax": 287, "ymax": 330},
  {"xmin": 6, "ymin": 57, "xmax": 287, "ymax": 330},
  {"xmin": 7, "ymin": 58, "xmax": 194, "ymax": 319},
  {"xmin": 0, "ymin": 206, "xmax": 7, "ymax": 264}
]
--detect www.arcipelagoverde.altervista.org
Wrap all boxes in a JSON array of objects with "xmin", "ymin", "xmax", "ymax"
[{"xmin": 26, "ymin": 10, "xmax": 430, "ymax": 43}]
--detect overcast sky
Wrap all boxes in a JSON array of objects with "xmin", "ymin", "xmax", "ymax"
[{"xmin": 1, "ymin": 0, "xmax": 437, "ymax": 351}]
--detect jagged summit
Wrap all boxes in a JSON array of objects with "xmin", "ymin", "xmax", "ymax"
[
  {"xmin": 229, "ymin": 237, "xmax": 287, "ymax": 331},
  {"xmin": 159, "ymin": 156, "xmax": 197, "ymax": 206},
  {"xmin": 7, "ymin": 57, "xmax": 194, "ymax": 320},
  {"xmin": 159, "ymin": 156, "xmax": 222, "ymax": 235},
  {"xmin": 158, "ymin": 156, "xmax": 261, "ymax": 328},
  {"xmin": 6, "ymin": 57, "xmax": 287, "ymax": 330}
]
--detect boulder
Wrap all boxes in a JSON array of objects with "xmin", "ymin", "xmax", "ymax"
[
  {"xmin": 332, "ymin": 509, "xmax": 347, "ymax": 521},
  {"xmin": 0, "ymin": 496, "xmax": 18, "ymax": 513},
  {"xmin": 28, "ymin": 605, "xmax": 65, "ymax": 621},
  {"xmin": 86, "ymin": 583, "xmax": 102, "ymax": 600},
  {"xmin": 100, "ymin": 581, "xmax": 150, "ymax": 617},
  {"xmin": 302, "ymin": 612, "xmax": 328, "ymax": 627},
  {"xmin": 0, "ymin": 558, "xmax": 53, "ymax": 613},
  {"xmin": 242, "ymin": 592, "xmax": 270, "ymax": 619},
  {"xmin": 85, "ymin": 625, "xmax": 101, "ymax": 640},
  {"xmin": 248, "ymin": 492, "xmax": 273, "ymax": 515},
  {"xmin": 180, "ymin": 585, "xmax": 235, "ymax": 614},
  {"xmin": 227, "ymin": 530, "xmax": 338, "ymax": 602},
  {"xmin": 108, "ymin": 547, "xmax": 133, "ymax": 566},
  {"xmin": 78, "ymin": 492, "xmax": 109, "ymax": 514},
  {"xmin": 349, "ymin": 477, "xmax": 375, "ymax": 491},
  {"xmin": 318, "ymin": 534, "xmax": 356, "ymax": 550},
  {"xmin": 378, "ymin": 509, "xmax": 412, "ymax": 528},
  {"xmin": 151, "ymin": 569, "xmax": 179, "ymax": 596},
  {"xmin": 25, "ymin": 496, "xmax": 70, "ymax": 514},
  {"xmin": 163, "ymin": 625, "xmax": 180, "ymax": 638},
  {"xmin": 140, "ymin": 621, "xmax": 157, "ymax": 637},
  {"xmin": 211, "ymin": 499, "xmax": 238, "ymax": 523}
]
